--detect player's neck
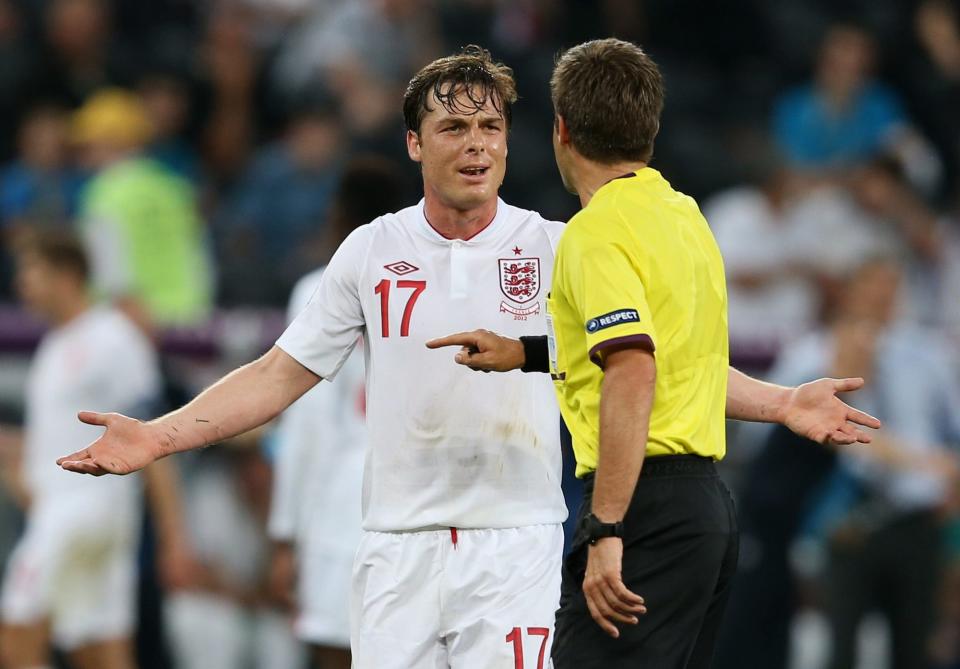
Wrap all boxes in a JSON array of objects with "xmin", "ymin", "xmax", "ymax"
[
  {"xmin": 422, "ymin": 194, "xmax": 498, "ymax": 240},
  {"xmin": 50, "ymin": 295, "xmax": 90, "ymax": 328},
  {"xmin": 571, "ymin": 158, "xmax": 648, "ymax": 208}
]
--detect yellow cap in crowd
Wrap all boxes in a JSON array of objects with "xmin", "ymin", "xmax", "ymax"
[{"xmin": 72, "ymin": 88, "xmax": 154, "ymax": 147}]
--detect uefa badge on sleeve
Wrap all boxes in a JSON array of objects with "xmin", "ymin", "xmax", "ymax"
[{"xmin": 585, "ymin": 309, "xmax": 640, "ymax": 332}]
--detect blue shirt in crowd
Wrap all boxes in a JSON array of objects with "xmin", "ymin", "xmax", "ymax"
[{"xmin": 773, "ymin": 82, "xmax": 907, "ymax": 168}]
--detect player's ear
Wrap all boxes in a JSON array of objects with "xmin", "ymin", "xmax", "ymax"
[{"xmin": 407, "ymin": 130, "xmax": 422, "ymax": 163}]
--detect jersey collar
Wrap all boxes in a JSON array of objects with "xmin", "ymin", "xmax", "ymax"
[
  {"xmin": 595, "ymin": 167, "xmax": 661, "ymax": 201},
  {"xmin": 415, "ymin": 197, "xmax": 509, "ymax": 246}
]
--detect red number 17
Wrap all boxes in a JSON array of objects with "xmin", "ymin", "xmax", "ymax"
[
  {"xmin": 374, "ymin": 279, "xmax": 426, "ymax": 338},
  {"xmin": 506, "ymin": 627, "xmax": 550, "ymax": 669}
]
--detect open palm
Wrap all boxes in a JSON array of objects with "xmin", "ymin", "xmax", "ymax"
[
  {"xmin": 782, "ymin": 377, "xmax": 881, "ymax": 446},
  {"xmin": 57, "ymin": 411, "xmax": 163, "ymax": 476}
]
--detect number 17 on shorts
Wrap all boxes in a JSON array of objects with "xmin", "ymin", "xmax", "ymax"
[{"xmin": 506, "ymin": 626, "xmax": 551, "ymax": 669}]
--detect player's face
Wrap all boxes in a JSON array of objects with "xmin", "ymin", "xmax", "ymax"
[{"xmin": 407, "ymin": 86, "xmax": 507, "ymax": 211}]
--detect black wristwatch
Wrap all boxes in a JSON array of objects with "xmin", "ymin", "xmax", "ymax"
[{"xmin": 584, "ymin": 513, "xmax": 624, "ymax": 545}]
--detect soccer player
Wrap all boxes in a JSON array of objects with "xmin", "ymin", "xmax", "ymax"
[
  {"xmin": 58, "ymin": 47, "xmax": 569, "ymax": 667},
  {"xmin": 266, "ymin": 157, "xmax": 406, "ymax": 669},
  {"xmin": 0, "ymin": 231, "xmax": 193, "ymax": 669},
  {"xmin": 426, "ymin": 38, "xmax": 882, "ymax": 668}
]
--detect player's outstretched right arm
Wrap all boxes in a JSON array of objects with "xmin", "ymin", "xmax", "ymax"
[{"xmin": 57, "ymin": 346, "xmax": 321, "ymax": 476}]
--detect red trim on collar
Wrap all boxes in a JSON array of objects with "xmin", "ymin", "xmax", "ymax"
[{"xmin": 424, "ymin": 213, "xmax": 496, "ymax": 241}]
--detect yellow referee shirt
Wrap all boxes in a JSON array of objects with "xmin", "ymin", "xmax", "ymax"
[{"xmin": 547, "ymin": 168, "xmax": 729, "ymax": 477}]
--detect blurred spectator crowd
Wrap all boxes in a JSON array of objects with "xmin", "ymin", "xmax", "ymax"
[{"xmin": 0, "ymin": 0, "xmax": 959, "ymax": 668}]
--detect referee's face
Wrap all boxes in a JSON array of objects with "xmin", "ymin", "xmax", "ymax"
[{"xmin": 407, "ymin": 87, "xmax": 508, "ymax": 212}]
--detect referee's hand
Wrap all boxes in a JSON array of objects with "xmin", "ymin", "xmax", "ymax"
[
  {"xmin": 425, "ymin": 329, "xmax": 526, "ymax": 372},
  {"xmin": 584, "ymin": 537, "xmax": 647, "ymax": 638},
  {"xmin": 781, "ymin": 377, "xmax": 882, "ymax": 446}
]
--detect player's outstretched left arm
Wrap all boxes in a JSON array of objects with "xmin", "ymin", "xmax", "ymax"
[
  {"xmin": 726, "ymin": 367, "xmax": 881, "ymax": 446},
  {"xmin": 58, "ymin": 346, "xmax": 321, "ymax": 476}
]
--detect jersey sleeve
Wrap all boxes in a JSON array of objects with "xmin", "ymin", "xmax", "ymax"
[
  {"xmin": 276, "ymin": 225, "xmax": 370, "ymax": 380},
  {"xmin": 561, "ymin": 229, "xmax": 657, "ymax": 368}
]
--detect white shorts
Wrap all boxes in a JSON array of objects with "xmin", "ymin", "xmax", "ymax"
[
  {"xmin": 0, "ymin": 496, "xmax": 139, "ymax": 650},
  {"xmin": 351, "ymin": 524, "xmax": 563, "ymax": 669},
  {"xmin": 294, "ymin": 545, "xmax": 354, "ymax": 648}
]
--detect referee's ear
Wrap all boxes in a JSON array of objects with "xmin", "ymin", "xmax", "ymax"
[{"xmin": 555, "ymin": 115, "xmax": 572, "ymax": 147}]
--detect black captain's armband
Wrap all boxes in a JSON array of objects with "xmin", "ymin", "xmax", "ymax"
[{"xmin": 520, "ymin": 335, "xmax": 549, "ymax": 374}]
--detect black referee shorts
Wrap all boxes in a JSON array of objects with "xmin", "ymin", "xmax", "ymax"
[{"xmin": 552, "ymin": 455, "xmax": 739, "ymax": 669}]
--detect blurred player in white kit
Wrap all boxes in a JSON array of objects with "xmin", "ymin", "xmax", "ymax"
[
  {"xmin": 59, "ymin": 47, "xmax": 570, "ymax": 668},
  {"xmin": 267, "ymin": 157, "xmax": 407, "ymax": 669},
  {"xmin": 0, "ymin": 231, "xmax": 192, "ymax": 669}
]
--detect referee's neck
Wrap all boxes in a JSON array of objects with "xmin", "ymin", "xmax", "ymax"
[{"xmin": 572, "ymin": 158, "xmax": 648, "ymax": 208}]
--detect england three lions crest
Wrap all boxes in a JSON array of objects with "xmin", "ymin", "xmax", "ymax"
[{"xmin": 499, "ymin": 258, "xmax": 541, "ymax": 303}]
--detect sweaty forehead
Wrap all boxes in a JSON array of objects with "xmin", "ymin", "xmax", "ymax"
[{"xmin": 424, "ymin": 83, "xmax": 504, "ymax": 123}]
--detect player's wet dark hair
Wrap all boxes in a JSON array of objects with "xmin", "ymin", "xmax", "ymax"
[
  {"xmin": 403, "ymin": 45, "xmax": 517, "ymax": 133},
  {"xmin": 551, "ymin": 38, "xmax": 664, "ymax": 163}
]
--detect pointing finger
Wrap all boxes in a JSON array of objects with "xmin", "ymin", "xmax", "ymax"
[{"xmin": 425, "ymin": 333, "xmax": 480, "ymax": 350}]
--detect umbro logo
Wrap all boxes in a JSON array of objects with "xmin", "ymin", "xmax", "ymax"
[{"xmin": 384, "ymin": 261, "xmax": 419, "ymax": 276}]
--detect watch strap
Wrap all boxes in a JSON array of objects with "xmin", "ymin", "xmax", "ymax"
[{"xmin": 585, "ymin": 512, "xmax": 624, "ymax": 544}]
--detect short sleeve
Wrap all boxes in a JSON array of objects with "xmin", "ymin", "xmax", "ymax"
[
  {"xmin": 276, "ymin": 225, "xmax": 370, "ymax": 379},
  {"xmin": 562, "ymin": 232, "xmax": 657, "ymax": 368}
]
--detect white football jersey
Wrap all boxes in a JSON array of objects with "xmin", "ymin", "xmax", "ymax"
[
  {"xmin": 277, "ymin": 199, "xmax": 567, "ymax": 531},
  {"xmin": 25, "ymin": 305, "xmax": 162, "ymax": 501}
]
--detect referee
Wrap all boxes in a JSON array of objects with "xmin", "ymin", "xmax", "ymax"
[
  {"xmin": 428, "ymin": 38, "xmax": 879, "ymax": 668},
  {"xmin": 544, "ymin": 39, "xmax": 734, "ymax": 667}
]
